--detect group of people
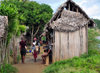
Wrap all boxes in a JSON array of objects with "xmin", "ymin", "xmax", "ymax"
[{"xmin": 19, "ymin": 37, "xmax": 52, "ymax": 64}]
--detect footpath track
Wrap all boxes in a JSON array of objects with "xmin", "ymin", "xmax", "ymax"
[{"xmin": 13, "ymin": 46, "xmax": 46, "ymax": 73}]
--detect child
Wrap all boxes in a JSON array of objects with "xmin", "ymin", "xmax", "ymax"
[{"xmin": 30, "ymin": 43, "xmax": 37, "ymax": 62}]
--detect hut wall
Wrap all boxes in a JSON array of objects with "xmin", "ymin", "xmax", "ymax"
[{"xmin": 53, "ymin": 26, "xmax": 87, "ymax": 62}]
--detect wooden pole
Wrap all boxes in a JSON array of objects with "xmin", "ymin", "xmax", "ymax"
[
  {"xmin": 68, "ymin": 2, "xmax": 70, "ymax": 10},
  {"xmin": 77, "ymin": 8, "xmax": 78, "ymax": 12},
  {"xmin": 72, "ymin": 7, "xmax": 74, "ymax": 11},
  {"xmin": 0, "ymin": 40, "xmax": 3, "ymax": 63},
  {"xmin": 3, "ymin": 39, "xmax": 5, "ymax": 66},
  {"xmin": 0, "ymin": 41, "xmax": 1, "ymax": 64},
  {"xmin": 52, "ymin": 30, "xmax": 55, "ymax": 63},
  {"xmin": 86, "ymin": 25, "xmax": 88, "ymax": 55}
]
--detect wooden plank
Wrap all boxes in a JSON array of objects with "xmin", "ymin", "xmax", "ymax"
[
  {"xmin": 82, "ymin": 27, "xmax": 86, "ymax": 54},
  {"xmin": 55, "ymin": 31, "xmax": 60, "ymax": 61},
  {"xmin": 59, "ymin": 32, "xmax": 61, "ymax": 60},
  {"xmin": 80, "ymin": 27, "xmax": 83, "ymax": 55},
  {"xmin": 69, "ymin": 32, "xmax": 74, "ymax": 58},
  {"xmin": 67, "ymin": 32, "xmax": 69, "ymax": 59},
  {"xmin": 60, "ymin": 32, "xmax": 67, "ymax": 60},
  {"xmin": 86, "ymin": 25, "xmax": 88, "ymax": 54},
  {"xmin": 82, "ymin": 27, "xmax": 87, "ymax": 53},
  {"xmin": 52, "ymin": 30, "xmax": 55, "ymax": 63},
  {"xmin": 74, "ymin": 30, "xmax": 80, "ymax": 57}
]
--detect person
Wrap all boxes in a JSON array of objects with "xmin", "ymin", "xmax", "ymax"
[
  {"xmin": 31, "ymin": 43, "xmax": 37, "ymax": 62},
  {"xmin": 33, "ymin": 38, "xmax": 37, "ymax": 45},
  {"xmin": 19, "ymin": 37, "xmax": 26, "ymax": 64},
  {"xmin": 41, "ymin": 42, "xmax": 52, "ymax": 64},
  {"xmin": 42, "ymin": 36, "xmax": 46, "ymax": 44}
]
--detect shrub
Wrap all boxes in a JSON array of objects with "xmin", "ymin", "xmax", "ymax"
[{"xmin": 0, "ymin": 64, "xmax": 18, "ymax": 73}]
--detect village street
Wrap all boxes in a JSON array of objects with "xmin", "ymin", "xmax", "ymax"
[{"xmin": 13, "ymin": 46, "xmax": 46, "ymax": 73}]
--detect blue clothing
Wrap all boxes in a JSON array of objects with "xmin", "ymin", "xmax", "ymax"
[{"xmin": 31, "ymin": 46, "xmax": 36, "ymax": 50}]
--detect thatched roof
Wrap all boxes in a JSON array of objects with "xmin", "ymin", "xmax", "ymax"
[
  {"xmin": 50, "ymin": 10, "xmax": 90, "ymax": 32},
  {"xmin": 43, "ymin": 0, "xmax": 96, "ymax": 33},
  {"xmin": 0, "ymin": 16, "xmax": 8, "ymax": 40}
]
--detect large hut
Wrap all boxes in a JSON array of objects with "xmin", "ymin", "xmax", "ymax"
[{"xmin": 41, "ymin": 0, "xmax": 96, "ymax": 63}]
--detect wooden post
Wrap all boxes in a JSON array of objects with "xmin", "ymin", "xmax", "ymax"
[
  {"xmin": 48, "ymin": 33, "xmax": 49, "ymax": 44},
  {"xmin": 0, "ymin": 40, "xmax": 3, "ymax": 63},
  {"xmin": 52, "ymin": 30, "xmax": 55, "ymax": 63},
  {"xmin": 72, "ymin": 7, "xmax": 74, "ymax": 11},
  {"xmin": 68, "ymin": 2, "xmax": 70, "ymax": 10},
  {"xmin": 86, "ymin": 25, "xmax": 88, "ymax": 55},
  {"xmin": 0, "ymin": 41, "xmax": 1, "ymax": 64},
  {"xmin": 8, "ymin": 46, "xmax": 10, "ymax": 64},
  {"xmin": 77, "ymin": 8, "xmax": 78, "ymax": 12},
  {"xmin": 3, "ymin": 39, "xmax": 5, "ymax": 66},
  {"xmin": 13, "ymin": 36, "xmax": 17, "ymax": 64},
  {"xmin": 45, "ymin": 56, "xmax": 49, "ymax": 65}
]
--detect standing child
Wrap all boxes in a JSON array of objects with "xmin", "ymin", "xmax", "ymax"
[{"xmin": 30, "ymin": 43, "xmax": 37, "ymax": 62}]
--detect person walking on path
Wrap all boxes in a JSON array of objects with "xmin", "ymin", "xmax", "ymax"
[
  {"xmin": 31, "ymin": 43, "xmax": 37, "ymax": 62},
  {"xmin": 19, "ymin": 37, "xmax": 26, "ymax": 64}
]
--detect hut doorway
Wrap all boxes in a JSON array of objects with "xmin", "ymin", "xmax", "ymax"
[{"xmin": 45, "ymin": 29, "xmax": 55, "ymax": 63}]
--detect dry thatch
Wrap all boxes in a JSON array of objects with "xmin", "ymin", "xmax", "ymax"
[
  {"xmin": 43, "ymin": 0, "xmax": 96, "ymax": 33},
  {"xmin": 0, "ymin": 16, "xmax": 8, "ymax": 40},
  {"xmin": 50, "ymin": 10, "xmax": 89, "ymax": 32}
]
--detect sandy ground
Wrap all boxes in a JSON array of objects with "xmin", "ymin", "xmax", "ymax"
[{"xmin": 13, "ymin": 46, "xmax": 47, "ymax": 73}]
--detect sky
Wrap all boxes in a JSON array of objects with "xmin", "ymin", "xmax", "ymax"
[{"xmin": 30, "ymin": 0, "xmax": 100, "ymax": 20}]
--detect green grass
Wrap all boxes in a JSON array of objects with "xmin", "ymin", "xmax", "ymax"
[{"xmin": 0, "ymin": 64, "xmax": 18, "ymax": 73}]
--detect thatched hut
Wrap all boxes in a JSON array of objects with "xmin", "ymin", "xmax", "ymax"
[
  {"xmin": 41, "ymin": 0, "xmax": 96, "ymax": 63},
  {"xmin": 0, "ymin": 16, "xmax": 8, "ymax": 40},
  {"xmin": 0, "ymin": 16, "xmax": 8, "ymax": 64}
]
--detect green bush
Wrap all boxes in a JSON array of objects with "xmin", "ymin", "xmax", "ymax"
[
  {"xmin": 0, "ymin": 64, "xmax": 18, "ymax": 73},
  {"xmin": 17, "ymin": 55, "xmax": 21, "ymax": 63}
]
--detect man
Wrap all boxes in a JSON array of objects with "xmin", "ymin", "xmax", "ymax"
[
  {"xmin": 19, "ymin": 37, "xmax": 26, "ymax": 64},
  {"xmin": 41, "ymin": 42, "xmax": 52, "ymax": 64}
]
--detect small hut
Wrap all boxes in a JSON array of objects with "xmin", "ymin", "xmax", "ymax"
[
  {"xmin": 0, "ymin": 16, "xmax": 8, "ymax": 64},
  {"xmin": 41, "ymin": 0, "xmax": 96, "ymax": 63},
  {"xmin": 0, "ymin": 16, "xmax": 8, "ymax": 40}
]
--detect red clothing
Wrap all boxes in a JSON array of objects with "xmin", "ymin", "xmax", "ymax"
[
  {"xmin": 33, "ymin": 51, "xmax": 37, "ymax": 58},
  {"xmin": 20, "ymin": 40, "xmax": 26, "ymax": 49}
]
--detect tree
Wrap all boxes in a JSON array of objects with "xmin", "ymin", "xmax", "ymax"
[
  {"xmin": 1, "ymin": 0, "xmax": 53, "ymax": 45},
  {"xmin": 24, "ymin": 2, "xmax": 53, "ymax": 45},
  {"xmin": 93, "ymin": 19, "xmax": 100, "ymax": 29}
]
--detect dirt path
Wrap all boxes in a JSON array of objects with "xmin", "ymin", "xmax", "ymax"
[{"xmin": 13, "ymin": 46, "xmax": 47, "ymax": 73}]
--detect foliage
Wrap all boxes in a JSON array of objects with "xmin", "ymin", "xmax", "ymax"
[
  {"xmin": 93, "ymin": 19, "xmax": 100, "ymax": 29},
  {"xmin": 2, "ymin": 0, "xmax": 53, "ymax": 36},
  {"xmin": 17, "ymin": 55, "xmax": 21, "ymax": 63},
  {"xmin": 0, "ymin": 3, "xmax": 26, "ymax": 44},
  {"xmin": 43, "ymin": 29, "xmax": 100, "ymax": 73},
  {"xmin": 0, "ymin": 64, "xmax": 18, "ymax": 73},
  {"xmin": 24, "ymin": 1, "xmax": 53, "ymax": 33}
]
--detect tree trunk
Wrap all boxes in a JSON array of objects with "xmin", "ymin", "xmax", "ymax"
[
  {"xmin": 31, "ymin": 26, "xmax": 34, "ymax": 46},
  {"xmin": 13, "ymin": 35, "xmax": 17, "ymax": 64},
  {"xmin": 33, "ymin": 26, "xmax": 40, "ymax": 37}
]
